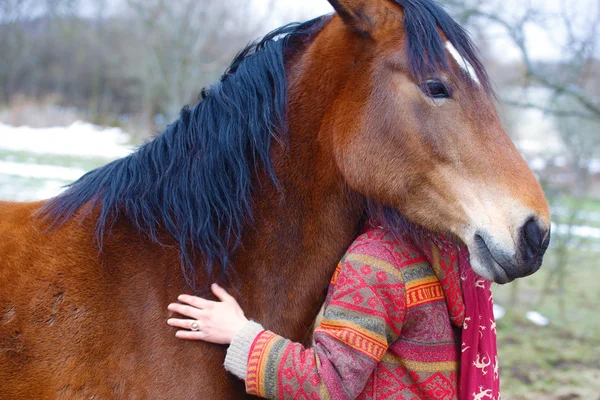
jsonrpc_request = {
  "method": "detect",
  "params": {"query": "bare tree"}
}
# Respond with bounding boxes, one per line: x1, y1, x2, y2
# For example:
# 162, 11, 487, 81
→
0, 0, 273, 132
0, 0, 43, 103
125, 0, 268, 123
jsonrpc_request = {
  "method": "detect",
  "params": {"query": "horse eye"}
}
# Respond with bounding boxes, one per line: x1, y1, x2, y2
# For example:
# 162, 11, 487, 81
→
421, 80, 451, 99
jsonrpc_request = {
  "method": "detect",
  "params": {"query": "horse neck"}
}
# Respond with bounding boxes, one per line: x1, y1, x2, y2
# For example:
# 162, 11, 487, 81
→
234, 176, 362, 343
232, 32, 365, 343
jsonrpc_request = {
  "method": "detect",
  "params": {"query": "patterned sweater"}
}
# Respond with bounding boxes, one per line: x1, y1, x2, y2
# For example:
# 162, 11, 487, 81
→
224, 227, 467, 399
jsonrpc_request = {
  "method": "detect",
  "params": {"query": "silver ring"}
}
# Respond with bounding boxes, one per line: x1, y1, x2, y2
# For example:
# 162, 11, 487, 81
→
190, 322, 200, 332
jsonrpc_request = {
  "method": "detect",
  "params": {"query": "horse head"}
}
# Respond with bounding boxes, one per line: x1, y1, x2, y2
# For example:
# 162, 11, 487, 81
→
321, 0, 550, 283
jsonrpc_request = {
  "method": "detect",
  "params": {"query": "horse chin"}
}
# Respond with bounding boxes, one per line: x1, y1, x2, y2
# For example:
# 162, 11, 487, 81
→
468, 248, 512, 284
466, 231, 521, 284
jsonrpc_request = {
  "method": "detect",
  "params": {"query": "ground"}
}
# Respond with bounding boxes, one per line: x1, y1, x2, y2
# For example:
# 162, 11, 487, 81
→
493, 246, 600, 399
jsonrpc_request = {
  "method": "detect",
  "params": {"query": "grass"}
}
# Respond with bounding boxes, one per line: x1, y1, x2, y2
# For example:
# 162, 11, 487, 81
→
560, 195, 600, 214
496, 319, 600, 399
493, 247, 600, 399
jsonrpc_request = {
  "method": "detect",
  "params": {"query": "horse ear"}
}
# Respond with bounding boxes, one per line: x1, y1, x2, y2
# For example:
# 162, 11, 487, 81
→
327, 0, 384, 35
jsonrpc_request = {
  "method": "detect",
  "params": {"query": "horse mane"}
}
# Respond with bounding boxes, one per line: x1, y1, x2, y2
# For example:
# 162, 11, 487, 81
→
40, 2, 490, 286
40, 16, 328, 285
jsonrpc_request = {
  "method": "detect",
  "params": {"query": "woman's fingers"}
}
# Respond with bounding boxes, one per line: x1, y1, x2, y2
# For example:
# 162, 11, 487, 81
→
175, 330, 208, 341
167, 318, 204, 330
211, 283, 235, 303
177, 294, 215, 309
167, 303, 204, 319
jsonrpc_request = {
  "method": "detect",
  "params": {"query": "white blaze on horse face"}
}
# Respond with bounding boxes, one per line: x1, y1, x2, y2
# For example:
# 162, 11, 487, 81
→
445, 41, 480, 85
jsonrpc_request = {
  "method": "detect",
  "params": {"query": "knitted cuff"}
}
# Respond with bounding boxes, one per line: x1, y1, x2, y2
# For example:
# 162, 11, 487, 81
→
224, 320, 265, 381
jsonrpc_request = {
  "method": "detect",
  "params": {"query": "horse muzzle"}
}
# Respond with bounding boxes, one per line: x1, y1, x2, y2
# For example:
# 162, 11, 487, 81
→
469, 218, 551, 284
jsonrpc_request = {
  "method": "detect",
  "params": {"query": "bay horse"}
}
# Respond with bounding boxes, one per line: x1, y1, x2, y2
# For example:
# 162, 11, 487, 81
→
0, 0, 550, 398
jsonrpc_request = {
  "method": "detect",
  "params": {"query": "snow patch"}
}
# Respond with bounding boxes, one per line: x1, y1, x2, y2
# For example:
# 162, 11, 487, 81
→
526, 311, 550, 326
493, 304, 506, 320
0, 121, 134, 158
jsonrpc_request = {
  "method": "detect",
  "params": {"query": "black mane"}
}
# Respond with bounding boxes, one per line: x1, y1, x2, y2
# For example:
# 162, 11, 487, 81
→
40, 17, 327, 286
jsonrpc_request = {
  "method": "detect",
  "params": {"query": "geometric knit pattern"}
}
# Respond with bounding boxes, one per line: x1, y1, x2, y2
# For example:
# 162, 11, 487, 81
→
245, 227, 469, 399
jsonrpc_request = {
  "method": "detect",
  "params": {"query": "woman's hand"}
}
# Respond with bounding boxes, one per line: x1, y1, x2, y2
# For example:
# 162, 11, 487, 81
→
167, 283, 248, 345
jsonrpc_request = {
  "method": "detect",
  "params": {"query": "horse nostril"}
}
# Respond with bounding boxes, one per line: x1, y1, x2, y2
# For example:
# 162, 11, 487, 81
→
520, 218, 550, 271
524, 218, 545, 249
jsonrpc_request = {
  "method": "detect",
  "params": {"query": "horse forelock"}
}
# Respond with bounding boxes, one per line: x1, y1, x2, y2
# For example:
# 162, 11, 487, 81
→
39, 16, 327, 288
393, 0, 492, 95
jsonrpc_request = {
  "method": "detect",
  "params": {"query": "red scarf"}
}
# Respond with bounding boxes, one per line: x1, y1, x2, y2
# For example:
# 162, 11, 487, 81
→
419, 232, 500, 400
458, 249, 500, 400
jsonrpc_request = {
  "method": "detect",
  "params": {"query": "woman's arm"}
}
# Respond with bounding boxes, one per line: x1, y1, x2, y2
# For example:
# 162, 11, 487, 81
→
167, 249, 406, 399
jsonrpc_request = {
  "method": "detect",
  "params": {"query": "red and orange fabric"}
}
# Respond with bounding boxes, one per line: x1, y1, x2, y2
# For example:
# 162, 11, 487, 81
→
241, 227, 500, 399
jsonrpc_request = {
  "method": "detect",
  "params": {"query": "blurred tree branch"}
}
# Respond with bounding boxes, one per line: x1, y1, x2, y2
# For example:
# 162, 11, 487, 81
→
125, 0, 269, 121
0, 0, 273, 132
446, 0, 600, 119
501, 100, 596, 119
